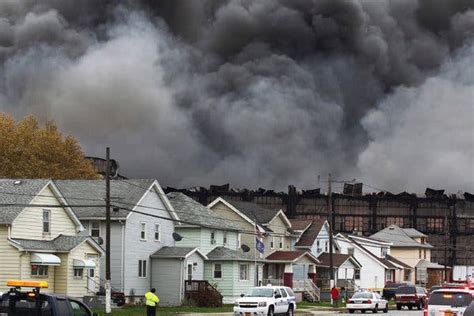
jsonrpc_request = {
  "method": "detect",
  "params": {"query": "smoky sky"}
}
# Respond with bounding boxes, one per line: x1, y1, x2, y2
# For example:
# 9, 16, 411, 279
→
0, 0, 473, 193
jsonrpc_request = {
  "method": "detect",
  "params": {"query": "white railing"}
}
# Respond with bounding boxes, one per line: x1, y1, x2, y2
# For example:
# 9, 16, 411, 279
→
293, 279, 320, 302
262, 279, 283, 286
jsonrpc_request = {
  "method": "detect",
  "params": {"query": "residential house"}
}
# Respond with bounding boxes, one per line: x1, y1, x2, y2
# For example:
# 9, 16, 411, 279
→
0, 179, 104, 297
55, 179, 178, 298
335, 234, 402, 290
208, 197, 320, 300
166, 192, 263, 304
370, 225, 445, 286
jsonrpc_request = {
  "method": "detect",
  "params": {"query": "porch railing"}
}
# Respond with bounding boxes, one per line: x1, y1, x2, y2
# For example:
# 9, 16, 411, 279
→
184, 280, 223, 307
293, 279, 320, 302
262, 279, 283, 286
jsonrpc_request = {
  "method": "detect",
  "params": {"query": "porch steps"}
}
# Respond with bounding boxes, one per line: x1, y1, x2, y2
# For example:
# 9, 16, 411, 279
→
293, 279, 321, 302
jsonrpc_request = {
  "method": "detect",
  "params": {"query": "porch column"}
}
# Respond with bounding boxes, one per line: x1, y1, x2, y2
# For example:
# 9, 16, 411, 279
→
307, 264, 317, 284
283, 263, 293, 288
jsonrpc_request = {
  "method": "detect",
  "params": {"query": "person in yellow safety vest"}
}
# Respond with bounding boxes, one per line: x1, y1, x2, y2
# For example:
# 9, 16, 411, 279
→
145, 288, 160, 316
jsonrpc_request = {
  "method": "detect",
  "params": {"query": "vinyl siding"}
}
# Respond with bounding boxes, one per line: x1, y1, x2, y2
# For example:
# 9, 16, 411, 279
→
19, 253, 56, 293
54, 253, 69, 294
175, 227, 202, 249
11, 186, 76, 240
123, 189, 175, 296
311, 225, 329, 256
64, 242, 100, 297
265, 215, 292, 254
0, 226, 21, 292
151, 258, 182, 306
185, 252, 205, 281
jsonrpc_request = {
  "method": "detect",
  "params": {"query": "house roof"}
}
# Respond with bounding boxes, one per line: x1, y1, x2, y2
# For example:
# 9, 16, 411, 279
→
167, 193, 238, 231
0, 179, 53, 224
265, 250, 320, 264
317, 253, 362, 268
402, 228, 427, 238
416, 259, 446, 269
9, 235, 103, 254
370, 225, 433, 249
206, 246, 260, 262
150, 247, 206, 259
54, 179, 156, 219
289, 219, 312, 231
386, 255, 413, 269
224, 200, 280, 225
294, 219, 327, 247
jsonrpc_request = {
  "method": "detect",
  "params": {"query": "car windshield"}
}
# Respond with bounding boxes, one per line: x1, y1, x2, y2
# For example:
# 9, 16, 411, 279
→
352, 293, 373, 299
245, 288, 274, 298
396, 286, 416, 294
0, 293, 52, 316
429, 292, 473, 307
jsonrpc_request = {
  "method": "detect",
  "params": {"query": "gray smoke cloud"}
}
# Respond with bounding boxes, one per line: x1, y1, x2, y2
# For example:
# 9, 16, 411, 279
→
0, 0, 473, 193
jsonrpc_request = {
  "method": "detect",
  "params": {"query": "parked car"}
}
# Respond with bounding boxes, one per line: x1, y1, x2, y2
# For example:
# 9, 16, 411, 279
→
464, 301, 474, 315
395, 285, 428, 310
346, 291, 388, 314
382, 282, 408, 300
234, 286, 296, 316
0, 280, 98, 316
425, 288, 473, 316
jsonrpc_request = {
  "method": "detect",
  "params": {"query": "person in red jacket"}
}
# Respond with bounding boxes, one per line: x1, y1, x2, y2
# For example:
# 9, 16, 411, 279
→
331, 286, 339, 307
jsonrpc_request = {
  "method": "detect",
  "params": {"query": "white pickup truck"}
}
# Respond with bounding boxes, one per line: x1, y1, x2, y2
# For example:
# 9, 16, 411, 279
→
234, 286, 296, 316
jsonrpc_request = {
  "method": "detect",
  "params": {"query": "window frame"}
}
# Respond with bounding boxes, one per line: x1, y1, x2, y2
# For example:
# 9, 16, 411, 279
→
210, 230, 216, 245
213, 263, 222, 279
239, 264, 249, 281
73, 268, 84, 279
154, 223, 161, 241
90, 221, 101, 238
42, 209, 51, 235
223, 231, 227, 245
138, 259, 147, 278
279, 237, 284, 249
140, 222, 147, 241
31, 265, 48, 277
354, 268, 361, 280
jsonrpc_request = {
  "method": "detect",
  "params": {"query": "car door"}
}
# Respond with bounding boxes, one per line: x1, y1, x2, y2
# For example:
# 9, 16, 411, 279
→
69, 299, 95, 316
273, 288, 285, 314
280, 288, 290, 312
374, 293, 385, 308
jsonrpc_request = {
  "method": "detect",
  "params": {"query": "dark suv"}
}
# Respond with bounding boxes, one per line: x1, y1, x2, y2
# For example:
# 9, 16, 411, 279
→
395, 286, 427, 310
382, 282, 408, 300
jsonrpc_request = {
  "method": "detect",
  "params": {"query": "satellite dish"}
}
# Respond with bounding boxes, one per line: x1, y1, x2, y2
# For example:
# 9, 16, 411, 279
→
172, 232, 183, 241
241, 244, 250, 253
97, 237, 104, 245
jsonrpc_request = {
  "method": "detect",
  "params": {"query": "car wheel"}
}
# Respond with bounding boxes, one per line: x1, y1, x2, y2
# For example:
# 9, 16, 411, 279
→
372, 304, 378, 313
267, 306, 274, 316
349, 310, 354, 314
417, 302, 423, 310
408, 305, 413, 310
286, 305, 294, 316
361, 310, 366, 313
396, 304, 401, 310
383, 304, 388, 313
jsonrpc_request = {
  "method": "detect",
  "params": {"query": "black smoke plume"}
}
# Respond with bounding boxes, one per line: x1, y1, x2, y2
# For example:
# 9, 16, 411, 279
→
0, 0, 473, 192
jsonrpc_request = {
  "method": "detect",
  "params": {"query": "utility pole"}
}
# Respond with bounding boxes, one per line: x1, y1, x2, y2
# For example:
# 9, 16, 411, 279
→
327, 174, 335, 292
444, 210, 448, 282
105, 148, 111, 314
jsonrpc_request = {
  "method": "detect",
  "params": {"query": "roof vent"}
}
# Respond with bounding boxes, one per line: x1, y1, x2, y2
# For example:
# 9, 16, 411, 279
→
389, 227, 394, 230
13, 180, 22, 185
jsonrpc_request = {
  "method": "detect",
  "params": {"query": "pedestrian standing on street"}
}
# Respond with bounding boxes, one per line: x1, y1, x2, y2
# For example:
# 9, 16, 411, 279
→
145, 288, 160, 316
340, 287, 346, 305
331, 286, 339, 308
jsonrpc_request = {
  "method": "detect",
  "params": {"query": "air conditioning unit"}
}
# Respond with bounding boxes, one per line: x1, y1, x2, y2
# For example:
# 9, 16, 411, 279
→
211, 239, 216, 245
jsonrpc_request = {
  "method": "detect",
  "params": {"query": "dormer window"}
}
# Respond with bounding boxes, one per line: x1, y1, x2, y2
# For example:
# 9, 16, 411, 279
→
381, 247, 388, 257
421, 237, 425, 244
90, 221, 100, 238
42, 210, 51, 234
211, 231, 216, 245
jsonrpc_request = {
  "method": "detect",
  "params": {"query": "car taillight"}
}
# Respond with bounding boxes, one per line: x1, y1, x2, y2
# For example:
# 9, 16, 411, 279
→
367, 300, 372, 304
346, 298, 350, 303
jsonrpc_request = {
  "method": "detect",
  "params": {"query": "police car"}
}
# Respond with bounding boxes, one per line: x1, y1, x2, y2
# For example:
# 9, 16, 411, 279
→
425, 288, 473, 316
0, 280, 98, 316
234, 285, 296, 316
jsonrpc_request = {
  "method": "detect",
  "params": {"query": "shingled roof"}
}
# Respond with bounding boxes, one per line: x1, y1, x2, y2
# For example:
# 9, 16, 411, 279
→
0, 179, 51, 224
151, 247, 206, 259
289, 219, 313, 231
206, 246, 259, 262
370, 225, 433, 249
266, 250, 320, 264
225, 200, 280, 225
54, 179, 156, 219
10, 235, 103, 253
294, 219, 327, 248
167, 192, 239, 231
317, 253, 362, 268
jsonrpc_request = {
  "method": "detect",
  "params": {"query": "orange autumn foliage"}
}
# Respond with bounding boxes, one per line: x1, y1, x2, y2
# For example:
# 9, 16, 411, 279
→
0, 113, 98, 179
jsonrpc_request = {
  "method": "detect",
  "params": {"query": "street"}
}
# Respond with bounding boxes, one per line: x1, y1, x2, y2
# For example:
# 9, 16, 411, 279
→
309, 311, 423, 316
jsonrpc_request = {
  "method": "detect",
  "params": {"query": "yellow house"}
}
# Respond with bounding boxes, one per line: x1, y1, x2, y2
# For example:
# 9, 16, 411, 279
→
0, 179, 104, 297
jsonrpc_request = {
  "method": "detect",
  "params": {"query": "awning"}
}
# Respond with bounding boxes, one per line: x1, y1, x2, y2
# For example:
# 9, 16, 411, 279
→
31, 253, 61, 266
73, 259, 96, 269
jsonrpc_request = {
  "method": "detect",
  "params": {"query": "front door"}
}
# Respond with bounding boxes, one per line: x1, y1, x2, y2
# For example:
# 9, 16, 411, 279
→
86, 255, 98, 293
187, 264, 193, 280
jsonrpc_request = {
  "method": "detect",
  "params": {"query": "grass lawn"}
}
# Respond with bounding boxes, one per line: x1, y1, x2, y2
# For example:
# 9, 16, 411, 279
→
93, 305, 234, 316
296, 301, 334, 309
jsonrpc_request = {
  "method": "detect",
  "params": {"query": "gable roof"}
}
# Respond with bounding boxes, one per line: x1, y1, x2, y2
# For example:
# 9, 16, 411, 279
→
150, 247, 207, 259
386, 254, 413, 269
289, 219, 313, 231
415, 259, 445, 269
317, 253, 362, 268
9, 235, 104, 254
54, 179, 175, 220
370, 225, 433, 248
0, 179, 83, 230
402, 228, 427, 238
294, 219, 327, 247
167, 192, 238, 231
265, 250, 320, 264
206, 246, 261, 262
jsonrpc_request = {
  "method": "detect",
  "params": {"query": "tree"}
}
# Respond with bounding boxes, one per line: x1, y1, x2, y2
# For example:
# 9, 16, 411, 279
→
0, 112, 98, 179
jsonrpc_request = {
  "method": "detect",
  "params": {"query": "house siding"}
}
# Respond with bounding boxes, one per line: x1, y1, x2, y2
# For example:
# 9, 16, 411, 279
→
151, 258, 183, 306
0, 226, 21, 292
265, 215, 292, 253
67, 241, 101, 297
124, 189, 175, 296
20, 253, 56, 293
11, 186, 76, 240
55, 253, 69, 294
185, 252, 205, 281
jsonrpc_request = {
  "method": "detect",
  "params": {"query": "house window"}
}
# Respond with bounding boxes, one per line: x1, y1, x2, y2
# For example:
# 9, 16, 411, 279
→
223, 232, 227, 245
316, 240, 320, 251
404, 270, 411, 281
154, 224, 161, 241
354, 269, 360, 280
385, 270, 393, 282
140, 223, 146, 240
138, 260, 147, 278
381, 247, 388, 257
237, 233, 241, 248
211, 231, 216, 245
43, 210, 51, 234
420, 237, 426, 244
90, 221, 100, 238
213, 263, 222, 279
348, 248, 355, 256
325, 241, 328, 252
419, 249, 422, 259
279, 237, 283, 249
423, 249, 427, 259
31, 265, 48, 277
271, 237, 275, 249
74, 268, 84, 279
239, 264, 249, 281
